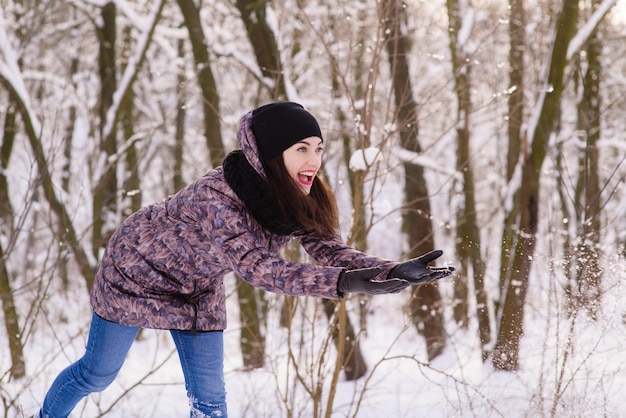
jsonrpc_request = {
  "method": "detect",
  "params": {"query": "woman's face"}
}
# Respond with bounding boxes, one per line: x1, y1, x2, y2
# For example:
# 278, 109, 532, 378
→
282, 136, 324, 195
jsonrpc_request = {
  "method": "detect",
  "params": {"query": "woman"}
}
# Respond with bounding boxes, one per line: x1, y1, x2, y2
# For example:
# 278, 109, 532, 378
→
37, 101, 453, 417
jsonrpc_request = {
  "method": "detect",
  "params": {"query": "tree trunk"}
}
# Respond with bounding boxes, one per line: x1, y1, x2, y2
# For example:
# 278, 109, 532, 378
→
120, 26, 142, 216
0, 243, 24, 379
0, 95, 17, 222
572, 3, 602, 319
497, 0, 525, 321
338, 0, 372, 335
381, 0, 445, 361
177, 0, 225, 168
447, 0, 470, 331
0, 93, 25, 379
92, 2, 118, 260
493, 0, 579, 371
235, 0, 287, 99
322, 299, 367, 381
174, 38, 187, 193
236, 279, 266, 369
324, 7, 372, 379
58, 16, 79, 290
446, 0, 491, 359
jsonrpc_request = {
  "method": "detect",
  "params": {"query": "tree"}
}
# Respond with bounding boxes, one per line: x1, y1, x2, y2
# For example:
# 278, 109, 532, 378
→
91, 2, 118, 262
3, 0, 626, 414
177, 0, 224, 168
570, 0, 603, 319
235, 0, 287, 99
493, 0, 618, 371
0, 23, 95, 289
493, 0, 579, 371
324, 0, 382, 380
380, 0, 446, 360
497, 0, 525, 323
0, 91, 24, 379
91, 0, 165, 270
445, 0, 491, 359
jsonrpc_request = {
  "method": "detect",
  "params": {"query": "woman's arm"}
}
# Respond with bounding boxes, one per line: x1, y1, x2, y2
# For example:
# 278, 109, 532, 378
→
199, 184, 345, 299
294, 231, 398, 277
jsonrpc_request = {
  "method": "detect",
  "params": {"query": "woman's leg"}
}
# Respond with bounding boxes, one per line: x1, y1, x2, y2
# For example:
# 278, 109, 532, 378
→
38, 312, 139, 418
170, 330, 228, 418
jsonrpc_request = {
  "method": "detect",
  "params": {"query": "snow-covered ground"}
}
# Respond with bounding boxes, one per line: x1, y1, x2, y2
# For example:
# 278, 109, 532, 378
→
7, 251, 626, 418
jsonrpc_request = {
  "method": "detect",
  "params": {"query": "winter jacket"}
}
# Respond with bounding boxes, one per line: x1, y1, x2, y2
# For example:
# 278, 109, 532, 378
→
90, 111, 397, 331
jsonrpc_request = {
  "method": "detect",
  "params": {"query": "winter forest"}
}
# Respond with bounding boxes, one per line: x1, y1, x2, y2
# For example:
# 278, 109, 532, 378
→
1, 0, 626, 416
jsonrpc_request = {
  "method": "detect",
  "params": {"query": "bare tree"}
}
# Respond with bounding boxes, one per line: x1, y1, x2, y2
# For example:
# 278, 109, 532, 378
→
92, 0, 165, 266
0, 91, 24, 379
493, 0, 579, 371
120, 26, 142, 216
493, 0, 617, 371
235, 0, 287, 99
91, 2, 119, 261
497, 0, 526, 322
0, 39, 95, 289
177, 0, 225, 168
380, 0, 446, 360
570, 0, 603, 319
324, 0, 380, 380
173, 38, 187, 193
445, 0, 490, 359
2, 0, 625, 414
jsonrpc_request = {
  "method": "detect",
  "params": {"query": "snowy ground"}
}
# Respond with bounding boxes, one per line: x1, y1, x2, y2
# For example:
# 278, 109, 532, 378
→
6, 258, 626, 418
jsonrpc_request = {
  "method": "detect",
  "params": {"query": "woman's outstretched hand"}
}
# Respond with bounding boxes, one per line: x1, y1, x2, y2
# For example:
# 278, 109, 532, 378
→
388, 250, 454, 285
337, 267, 410, 295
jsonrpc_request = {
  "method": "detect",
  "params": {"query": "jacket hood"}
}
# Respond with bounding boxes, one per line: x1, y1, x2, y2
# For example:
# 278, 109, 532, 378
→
237, 111, 267, 180
224, 111, 303, 236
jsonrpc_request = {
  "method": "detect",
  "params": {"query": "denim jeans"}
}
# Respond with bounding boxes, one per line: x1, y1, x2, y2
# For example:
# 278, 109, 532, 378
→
38, 312, 227, 418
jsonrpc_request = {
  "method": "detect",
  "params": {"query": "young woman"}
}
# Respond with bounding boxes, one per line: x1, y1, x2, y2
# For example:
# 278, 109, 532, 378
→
37, 101, 453, 418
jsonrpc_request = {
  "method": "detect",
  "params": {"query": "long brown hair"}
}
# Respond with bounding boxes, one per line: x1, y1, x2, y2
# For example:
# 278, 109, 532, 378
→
263, 156, 339, 237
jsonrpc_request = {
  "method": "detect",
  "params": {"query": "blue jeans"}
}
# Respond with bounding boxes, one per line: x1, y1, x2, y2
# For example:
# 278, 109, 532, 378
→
38, 313, 227, 417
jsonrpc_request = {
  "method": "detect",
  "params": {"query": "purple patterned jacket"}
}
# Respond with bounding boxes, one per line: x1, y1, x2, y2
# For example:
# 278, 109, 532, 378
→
91, 112, 397, 331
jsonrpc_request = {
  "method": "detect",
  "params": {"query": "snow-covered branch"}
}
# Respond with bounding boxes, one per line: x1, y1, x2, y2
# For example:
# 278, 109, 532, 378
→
567, 0, 618, 61
0, 10, 42, 136
393, 146, 463, 181
101, 0, 165, 140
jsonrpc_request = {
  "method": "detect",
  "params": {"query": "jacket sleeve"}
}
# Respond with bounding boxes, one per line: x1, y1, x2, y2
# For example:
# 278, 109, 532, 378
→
199, 185, 344, 300
294, 230, 398, 281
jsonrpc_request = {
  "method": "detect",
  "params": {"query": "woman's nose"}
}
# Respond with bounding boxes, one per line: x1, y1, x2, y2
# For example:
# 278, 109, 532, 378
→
309, 151, 321, 165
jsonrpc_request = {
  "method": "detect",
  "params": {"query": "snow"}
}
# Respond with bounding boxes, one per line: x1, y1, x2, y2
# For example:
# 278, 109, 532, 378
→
2, 0, 626, 417
0, 10, 42, 137
11, 270, 626, 417
349, 147, 381, 171
457, 2, 474, 49
566, 0, 619, 61
102, 0, 165, 140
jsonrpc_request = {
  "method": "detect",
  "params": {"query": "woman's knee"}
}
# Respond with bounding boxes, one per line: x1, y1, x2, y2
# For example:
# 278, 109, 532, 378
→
72, 359, 119, 392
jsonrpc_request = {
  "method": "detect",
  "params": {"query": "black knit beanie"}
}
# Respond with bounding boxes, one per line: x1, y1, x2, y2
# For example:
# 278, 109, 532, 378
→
251, 101, 323, 162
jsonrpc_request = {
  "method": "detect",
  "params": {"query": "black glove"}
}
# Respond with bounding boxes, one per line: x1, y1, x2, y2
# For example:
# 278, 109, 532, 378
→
337, 267, 410, 295
388, 250, 454, 285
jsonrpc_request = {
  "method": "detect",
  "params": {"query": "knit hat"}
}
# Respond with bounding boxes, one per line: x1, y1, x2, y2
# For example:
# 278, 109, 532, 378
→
251, 101, 323, 162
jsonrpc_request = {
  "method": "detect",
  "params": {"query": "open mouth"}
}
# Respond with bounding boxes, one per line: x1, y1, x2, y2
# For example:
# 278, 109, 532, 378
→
298, 171, 315, 185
